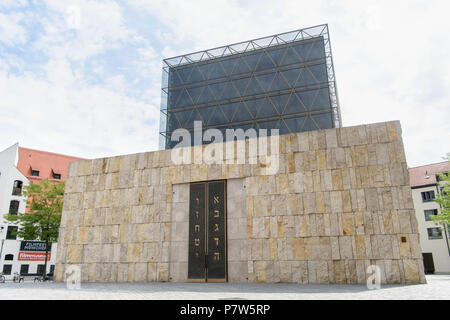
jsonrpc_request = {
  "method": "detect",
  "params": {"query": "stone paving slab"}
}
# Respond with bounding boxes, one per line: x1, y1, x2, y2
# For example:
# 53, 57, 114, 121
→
0, 275, 449, 300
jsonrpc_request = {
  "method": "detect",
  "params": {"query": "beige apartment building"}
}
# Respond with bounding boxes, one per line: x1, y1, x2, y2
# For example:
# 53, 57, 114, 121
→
410, 162, 450, 274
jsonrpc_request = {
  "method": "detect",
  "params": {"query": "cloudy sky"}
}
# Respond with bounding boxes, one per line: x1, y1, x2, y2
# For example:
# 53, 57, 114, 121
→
0, 0, 448, 167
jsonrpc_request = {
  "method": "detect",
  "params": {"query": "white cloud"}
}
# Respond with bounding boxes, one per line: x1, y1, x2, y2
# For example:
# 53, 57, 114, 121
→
0, 12, 28, 45
0, 0, 161, 159
0, 64, 160, 159
0, 0, 28, 9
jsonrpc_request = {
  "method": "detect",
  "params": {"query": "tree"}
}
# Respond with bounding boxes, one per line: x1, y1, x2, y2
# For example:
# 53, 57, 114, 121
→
4, 180, 65, 280
432, 153, 450, 227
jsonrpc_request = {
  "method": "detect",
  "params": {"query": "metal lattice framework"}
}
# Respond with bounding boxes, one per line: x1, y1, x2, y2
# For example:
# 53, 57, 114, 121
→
159, 24, 342, 149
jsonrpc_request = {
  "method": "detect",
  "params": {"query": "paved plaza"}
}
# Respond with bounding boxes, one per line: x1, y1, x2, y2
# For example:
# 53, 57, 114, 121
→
0, 275, 449, 300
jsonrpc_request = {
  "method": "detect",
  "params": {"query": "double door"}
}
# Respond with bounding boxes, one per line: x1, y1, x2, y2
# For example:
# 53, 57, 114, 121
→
188, 181, 227, 282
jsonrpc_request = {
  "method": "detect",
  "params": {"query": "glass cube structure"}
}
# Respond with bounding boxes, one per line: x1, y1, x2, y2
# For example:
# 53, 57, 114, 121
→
160, 24, 341, 149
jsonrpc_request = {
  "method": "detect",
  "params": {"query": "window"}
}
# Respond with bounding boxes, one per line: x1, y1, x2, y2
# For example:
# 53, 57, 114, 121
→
9, 200, 19, 215
20, 264, 29, 275
427, 228, 443, 240
5, 254, 14, 261
37, 264, 45, 275
421, 191, 435, 202
6, 226, 18, 240
53, 173, 61, 180
12, 180, 23, 196
424, 209, 438, 221
31, 170, 39, 177
2, 265, 12, 275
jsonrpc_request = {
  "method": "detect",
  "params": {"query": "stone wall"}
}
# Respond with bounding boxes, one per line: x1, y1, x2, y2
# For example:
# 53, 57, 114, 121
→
55, 121, 426, 284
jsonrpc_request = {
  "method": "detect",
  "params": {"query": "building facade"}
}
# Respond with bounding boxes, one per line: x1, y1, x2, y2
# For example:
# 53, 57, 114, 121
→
55, 121, 426, 284
160, 24, 341, 149
0, 144, 83, 280
409, 162, 450, 274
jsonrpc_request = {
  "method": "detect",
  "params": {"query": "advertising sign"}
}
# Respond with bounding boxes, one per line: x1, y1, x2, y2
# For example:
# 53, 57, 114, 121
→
20, 241, 50, 252
18, 252, 51, 261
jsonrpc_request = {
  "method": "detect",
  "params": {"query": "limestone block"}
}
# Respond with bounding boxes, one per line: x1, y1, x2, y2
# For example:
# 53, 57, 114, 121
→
228, 217, 247, 240
228, 261, 248, 283
291, 261, 307, 284
364, 125, 376, 144
345, 260, 358, 284
365, 188, 379, 211
117, 263, 128, 282
286, 194, 302, 215
307, 261, 317, 283
374, 122, 389, 143
78, 160, 93, 176
313, 192, 324, 214
297, 132, 309, 152
325, 148, 336, 170
303, 171, 314, 193
227, 178, 245, 199
249, 239, 263, 260
278, 261, 291, 283
347, 127, 361, 146
253, 196, 271, 216
303, 193, 316, 214
171, 202, 188, 222
252, 217, 266, 239
157, 263, 169, 282
342, 212, 355, 236
147, 263, 157, 282
321, 170, 332, 192
385, 121, 401, 141
377, 235, 394, 259
306, 151, 318, 171
293, 151, 304, 173
306, 214, 317, 237
255, 261, 267, 283
338, 236, 353, 259
169, 262, 188, 283
291, 172, 304, 194
313, 170, 321, 192
330, 191, 343, 213
357, 167, 369, 188
132, 263, 147, 282
290, 238, 304, 260
316, 149, 327, 170
277, 174, 289, 194
333, 260, 347, 284
398, 210, 412, 234
329, 213, 341, 236
409, 210, 419, 234
126, 243, 142, 263
403, 259, 420, 284
325, 129, 338, 148
171, 221, 188, 243
408, 234, 422, 259
295, 215, 308, 237
67, 245, 83, 263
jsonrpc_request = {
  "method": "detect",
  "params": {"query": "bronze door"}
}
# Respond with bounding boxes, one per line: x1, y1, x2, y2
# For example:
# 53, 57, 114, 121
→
188, 180, 227, 282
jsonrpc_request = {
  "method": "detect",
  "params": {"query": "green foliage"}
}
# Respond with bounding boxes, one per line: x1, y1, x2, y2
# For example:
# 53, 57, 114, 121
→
432, 153, 450, 227
4, 180, 65, 242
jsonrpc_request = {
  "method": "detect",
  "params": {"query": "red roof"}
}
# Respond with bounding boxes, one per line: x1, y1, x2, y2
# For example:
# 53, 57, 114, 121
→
409, 161, 450, 188
17, 147, 85, 183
